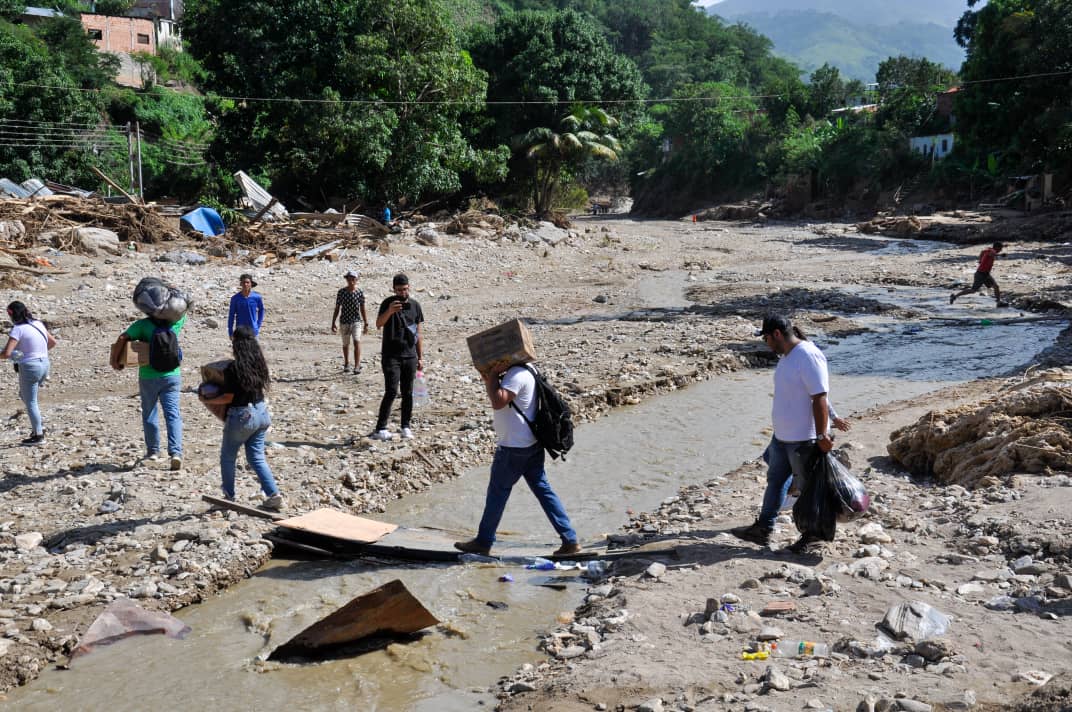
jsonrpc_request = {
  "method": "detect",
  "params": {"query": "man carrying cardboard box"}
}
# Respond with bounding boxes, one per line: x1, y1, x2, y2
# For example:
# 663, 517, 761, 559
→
110, 313, 186, 470
454, 359, 581, 558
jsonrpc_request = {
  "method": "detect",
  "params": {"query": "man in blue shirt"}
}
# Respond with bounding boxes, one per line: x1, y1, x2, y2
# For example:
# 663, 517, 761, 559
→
228, 274, 265, 338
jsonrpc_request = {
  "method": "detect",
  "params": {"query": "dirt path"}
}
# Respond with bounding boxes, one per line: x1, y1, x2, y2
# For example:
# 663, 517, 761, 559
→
0, 213, 1068, 701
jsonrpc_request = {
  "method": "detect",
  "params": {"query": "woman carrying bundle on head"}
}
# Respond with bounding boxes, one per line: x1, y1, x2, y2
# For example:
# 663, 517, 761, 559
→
1, 301, 57, 445
199, 325, 284, 510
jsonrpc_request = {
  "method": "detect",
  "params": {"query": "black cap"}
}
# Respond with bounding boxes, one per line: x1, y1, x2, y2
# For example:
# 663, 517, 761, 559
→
393, 273, 409, 287
240, 273, 258, 288
754, 314, 792, 337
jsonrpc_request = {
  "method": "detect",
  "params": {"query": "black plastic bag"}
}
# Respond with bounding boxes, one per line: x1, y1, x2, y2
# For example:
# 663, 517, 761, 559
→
792, 449, 841, 541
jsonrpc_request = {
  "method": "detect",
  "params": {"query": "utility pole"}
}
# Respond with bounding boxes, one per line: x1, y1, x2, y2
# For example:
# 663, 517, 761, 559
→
126, 122, 136, 198
135, 121, 144, 201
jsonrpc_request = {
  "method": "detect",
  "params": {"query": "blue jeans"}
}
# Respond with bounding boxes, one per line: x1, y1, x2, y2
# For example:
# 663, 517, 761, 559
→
18, 357, 49, 435
139, 375, 183, 457
476, 443, 577, 547
757, 436, 817, 529
220, 401, 278, 500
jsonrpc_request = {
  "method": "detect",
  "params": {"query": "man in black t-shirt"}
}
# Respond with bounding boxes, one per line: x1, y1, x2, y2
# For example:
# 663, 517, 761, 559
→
371, 273, 424, 440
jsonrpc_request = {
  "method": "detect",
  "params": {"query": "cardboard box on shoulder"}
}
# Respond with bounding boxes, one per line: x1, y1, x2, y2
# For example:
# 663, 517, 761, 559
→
467, 319, 536, 375
201, 359, 234, 386
129, 341, 149, 366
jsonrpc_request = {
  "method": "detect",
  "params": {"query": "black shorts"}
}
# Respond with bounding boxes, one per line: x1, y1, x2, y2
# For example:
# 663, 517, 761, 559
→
971, 271, 997, 290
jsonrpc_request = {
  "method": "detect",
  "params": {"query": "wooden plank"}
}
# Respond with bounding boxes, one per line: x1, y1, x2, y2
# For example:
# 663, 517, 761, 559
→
269, 579, 438, 660
250, 197, 279, 222
201, 494, 284, 521
291, 211, 347, 224
90, 165, 139, 204
276, 508, 398, 543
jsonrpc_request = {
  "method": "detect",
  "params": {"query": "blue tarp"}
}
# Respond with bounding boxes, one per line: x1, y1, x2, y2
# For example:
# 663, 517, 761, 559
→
180, 207, 226, 237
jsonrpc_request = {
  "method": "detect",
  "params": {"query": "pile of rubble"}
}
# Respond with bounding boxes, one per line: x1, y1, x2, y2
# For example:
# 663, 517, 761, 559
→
887, 369, 1072, 487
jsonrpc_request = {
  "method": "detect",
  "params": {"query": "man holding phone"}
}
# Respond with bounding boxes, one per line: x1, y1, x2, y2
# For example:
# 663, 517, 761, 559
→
371, 273, 424, 440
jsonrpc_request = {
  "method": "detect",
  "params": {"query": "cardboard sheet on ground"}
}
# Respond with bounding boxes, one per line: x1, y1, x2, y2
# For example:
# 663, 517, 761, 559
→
269, 579, 438, 661
70, 598, 190, 661
277, 509, 398, 543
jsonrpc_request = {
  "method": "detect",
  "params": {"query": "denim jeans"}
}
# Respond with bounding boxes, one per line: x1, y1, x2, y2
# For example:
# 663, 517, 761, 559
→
220, 401, 278, 500
139, 374, 183, 457
757, 436, 817, 529
475, 443, 577, 547
376, 355, 417, 430
18, 357, 49, 435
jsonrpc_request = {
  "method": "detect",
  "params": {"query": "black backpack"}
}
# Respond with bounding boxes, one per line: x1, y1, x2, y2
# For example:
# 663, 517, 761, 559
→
148, 319, 182, 372
508, 364, 575, 460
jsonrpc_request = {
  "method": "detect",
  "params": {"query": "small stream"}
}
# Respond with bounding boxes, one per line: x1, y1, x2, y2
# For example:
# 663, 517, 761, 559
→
8, 284, 1064, 711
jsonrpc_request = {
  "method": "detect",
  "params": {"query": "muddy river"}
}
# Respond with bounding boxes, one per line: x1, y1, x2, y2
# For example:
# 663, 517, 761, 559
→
8, 285, 1062, 711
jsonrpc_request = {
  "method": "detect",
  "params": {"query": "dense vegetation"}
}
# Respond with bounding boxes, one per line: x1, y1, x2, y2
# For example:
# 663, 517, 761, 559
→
0, 0, 1068, 216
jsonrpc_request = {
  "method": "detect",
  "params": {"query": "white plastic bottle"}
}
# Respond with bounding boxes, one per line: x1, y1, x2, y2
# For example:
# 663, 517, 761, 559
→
772, 640, 830, 658
412, 370, 431, 407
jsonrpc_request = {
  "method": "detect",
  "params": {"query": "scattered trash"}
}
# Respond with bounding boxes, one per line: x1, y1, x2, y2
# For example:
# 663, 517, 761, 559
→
498, 573, 514, 583
527, 557, 557, 571
69, 598, 190, 661
760, 600, 796, 617
486, 600, 509, 610
773, 640, 830, 658
234, 170, 288, 221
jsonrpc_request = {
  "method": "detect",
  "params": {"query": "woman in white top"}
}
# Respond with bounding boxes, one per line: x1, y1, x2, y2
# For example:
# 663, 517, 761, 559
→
1, 301, 56, 445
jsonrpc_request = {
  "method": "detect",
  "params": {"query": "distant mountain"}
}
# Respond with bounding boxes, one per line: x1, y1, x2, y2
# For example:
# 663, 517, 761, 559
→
706, 1, 968, 81
707, 0, 970, 29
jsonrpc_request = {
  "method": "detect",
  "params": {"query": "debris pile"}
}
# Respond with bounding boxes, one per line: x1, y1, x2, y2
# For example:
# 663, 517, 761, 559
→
887, 369, 1072, 487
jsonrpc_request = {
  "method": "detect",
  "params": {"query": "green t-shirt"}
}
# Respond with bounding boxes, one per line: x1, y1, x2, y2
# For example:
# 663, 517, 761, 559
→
124, 313, 186, 379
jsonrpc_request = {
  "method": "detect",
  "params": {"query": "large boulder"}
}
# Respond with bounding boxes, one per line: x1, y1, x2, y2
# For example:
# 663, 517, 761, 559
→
62, 227, 122, 256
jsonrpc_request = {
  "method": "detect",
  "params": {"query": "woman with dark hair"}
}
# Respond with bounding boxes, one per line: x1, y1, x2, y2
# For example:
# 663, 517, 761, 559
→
1, 301, 56, 445
199, 325, 283, 510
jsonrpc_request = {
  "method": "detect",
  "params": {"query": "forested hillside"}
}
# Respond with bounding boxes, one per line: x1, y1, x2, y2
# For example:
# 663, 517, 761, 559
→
709, 10, 963, 81
0, 0, 1068, 217
706, 0, 970, 28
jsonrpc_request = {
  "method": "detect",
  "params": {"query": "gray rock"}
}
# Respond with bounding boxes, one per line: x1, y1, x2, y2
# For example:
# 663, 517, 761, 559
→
645, 562, 667, 579
983, 595, 1017, 611
943, 690, 976, 710
31, 618, 52, 632
849, 557, 889, 579
972, 568, 1011, 583
637, 699, 664, 712
14, 532, 43, 551
204, 318, 219, 329
150, 545, 169, 563
956, 583, 985, 596
507, 681, 536, 693
894, 700, 932, 712
757, 626, 784, 641
903, 654, 927, 668
764, 665, 791, 692
914, 638, 954, 662
555, 645, 586, 659
741, 578, 762, 589
1055, 573, 1072, 590
67, 227, 121, 256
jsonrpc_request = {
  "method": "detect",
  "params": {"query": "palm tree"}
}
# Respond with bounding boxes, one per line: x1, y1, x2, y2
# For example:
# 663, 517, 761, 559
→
513, 106, 622, 218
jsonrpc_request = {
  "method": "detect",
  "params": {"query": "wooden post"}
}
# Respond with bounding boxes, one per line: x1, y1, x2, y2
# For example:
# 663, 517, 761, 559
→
90, 165, 138, 204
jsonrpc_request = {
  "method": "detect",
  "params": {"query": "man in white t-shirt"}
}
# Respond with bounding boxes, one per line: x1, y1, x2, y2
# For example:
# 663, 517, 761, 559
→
454, 363, 581, 557
732, 314, 847, 555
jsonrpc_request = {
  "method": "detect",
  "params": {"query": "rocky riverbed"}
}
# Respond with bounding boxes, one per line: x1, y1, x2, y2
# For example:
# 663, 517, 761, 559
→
0, 211, 1069, 702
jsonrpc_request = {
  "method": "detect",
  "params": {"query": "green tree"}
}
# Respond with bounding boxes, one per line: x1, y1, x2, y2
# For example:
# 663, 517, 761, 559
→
467, 9, 646, 150
807, 64, 846, 118
513, 105, 621, 216
874, 55, 958, 134
954, 0, 1072, 175
0, 17, 118, 186
183, 0, 493, 205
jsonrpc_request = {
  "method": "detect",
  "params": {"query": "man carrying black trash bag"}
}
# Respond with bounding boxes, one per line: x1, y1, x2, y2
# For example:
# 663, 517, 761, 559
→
731, 314, 847, 556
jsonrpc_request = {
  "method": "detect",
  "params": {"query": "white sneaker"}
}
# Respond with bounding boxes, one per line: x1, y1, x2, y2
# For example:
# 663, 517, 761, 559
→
261, 494, 285, 511
371, 429, 393, 441
401, 427, 413, 440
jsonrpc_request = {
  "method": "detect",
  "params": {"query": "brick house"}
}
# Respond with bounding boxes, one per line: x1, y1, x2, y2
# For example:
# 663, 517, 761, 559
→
82, 14, 157, 87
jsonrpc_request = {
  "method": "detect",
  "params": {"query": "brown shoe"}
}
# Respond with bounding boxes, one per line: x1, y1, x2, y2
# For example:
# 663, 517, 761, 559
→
454, 539, 491, 556
553, 541, 582, 557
